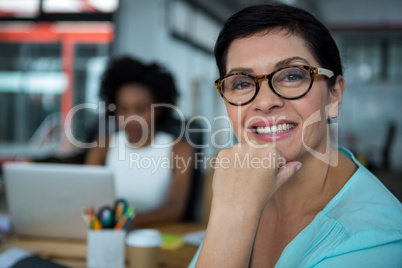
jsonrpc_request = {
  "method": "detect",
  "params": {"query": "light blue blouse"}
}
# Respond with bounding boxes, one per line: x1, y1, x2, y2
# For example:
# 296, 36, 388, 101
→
188, 147, 402, 267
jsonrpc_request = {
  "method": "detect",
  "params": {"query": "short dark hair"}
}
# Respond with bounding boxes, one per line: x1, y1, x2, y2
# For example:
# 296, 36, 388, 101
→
214, 4, 342, 86
100, 56, 179, 122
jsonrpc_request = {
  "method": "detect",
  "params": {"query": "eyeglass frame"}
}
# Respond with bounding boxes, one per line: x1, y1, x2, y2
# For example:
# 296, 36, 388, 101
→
214, 65, 335, 106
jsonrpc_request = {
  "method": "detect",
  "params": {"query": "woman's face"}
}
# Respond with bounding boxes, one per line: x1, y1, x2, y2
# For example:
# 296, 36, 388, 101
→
224, 30, 343, 162
115, 83, 155, 141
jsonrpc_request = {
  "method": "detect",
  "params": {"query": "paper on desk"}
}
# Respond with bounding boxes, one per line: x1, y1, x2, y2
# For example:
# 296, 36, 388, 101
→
0, 248, 31, 268
182, 230, 206, 246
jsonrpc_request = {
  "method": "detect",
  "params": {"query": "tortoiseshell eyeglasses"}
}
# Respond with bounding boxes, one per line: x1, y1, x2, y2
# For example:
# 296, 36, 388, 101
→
214, 65, 334, 106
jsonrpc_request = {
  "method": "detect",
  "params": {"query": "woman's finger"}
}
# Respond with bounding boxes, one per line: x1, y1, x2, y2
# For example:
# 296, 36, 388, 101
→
276, 161, 302, 188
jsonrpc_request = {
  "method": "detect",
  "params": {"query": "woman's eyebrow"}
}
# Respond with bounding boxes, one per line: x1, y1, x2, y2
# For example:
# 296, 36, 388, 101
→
227, 57, 312, 75
274, 56, 311, 69
227, 67, 254, 74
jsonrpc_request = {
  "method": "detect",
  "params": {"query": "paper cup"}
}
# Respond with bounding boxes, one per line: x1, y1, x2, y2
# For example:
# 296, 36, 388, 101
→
126, 229, 162, 268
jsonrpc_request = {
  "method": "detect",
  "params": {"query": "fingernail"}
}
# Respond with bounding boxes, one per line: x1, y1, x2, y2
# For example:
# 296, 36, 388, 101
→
295, 163, 302, 171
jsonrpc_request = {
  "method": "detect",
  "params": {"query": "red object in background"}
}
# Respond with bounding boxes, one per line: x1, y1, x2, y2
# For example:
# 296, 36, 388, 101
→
0, 22, 114, 119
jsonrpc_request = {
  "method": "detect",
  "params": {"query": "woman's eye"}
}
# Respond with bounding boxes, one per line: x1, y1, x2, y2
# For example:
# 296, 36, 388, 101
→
232, 79, 253, 89
281, 73, 303, 82
286, 74, 302, 81
276, 69, 308, 83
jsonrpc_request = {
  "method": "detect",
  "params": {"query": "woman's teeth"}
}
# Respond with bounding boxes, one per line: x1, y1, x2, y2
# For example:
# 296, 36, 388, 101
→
255, 123, 295, 134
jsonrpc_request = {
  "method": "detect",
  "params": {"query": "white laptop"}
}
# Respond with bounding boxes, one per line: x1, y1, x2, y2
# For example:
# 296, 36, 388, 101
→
3, 162, 115, 240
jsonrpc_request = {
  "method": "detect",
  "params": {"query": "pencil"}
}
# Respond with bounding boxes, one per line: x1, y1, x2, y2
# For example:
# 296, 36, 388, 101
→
91, 217, 102, 230
114, 215, 127, 230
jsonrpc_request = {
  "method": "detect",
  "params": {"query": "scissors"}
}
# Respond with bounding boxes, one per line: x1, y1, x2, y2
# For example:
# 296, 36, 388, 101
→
97, 199, 128, 228
97, 205, 114, 228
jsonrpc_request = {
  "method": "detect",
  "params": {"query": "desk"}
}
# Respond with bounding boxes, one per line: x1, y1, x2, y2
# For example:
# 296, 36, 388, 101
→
0, 222, 204, 268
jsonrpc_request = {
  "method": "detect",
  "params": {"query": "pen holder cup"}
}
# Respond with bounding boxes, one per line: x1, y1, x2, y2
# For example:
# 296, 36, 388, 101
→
126, 229, 162, 268
86, 229, 126, 268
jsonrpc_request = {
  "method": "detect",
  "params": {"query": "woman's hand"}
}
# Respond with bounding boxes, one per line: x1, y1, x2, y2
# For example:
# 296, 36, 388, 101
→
196, 142, 301, 268
211, 141, 302, 216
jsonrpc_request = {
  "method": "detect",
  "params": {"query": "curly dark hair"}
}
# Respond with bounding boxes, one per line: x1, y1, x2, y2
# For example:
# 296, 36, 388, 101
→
99, 56, 179, 122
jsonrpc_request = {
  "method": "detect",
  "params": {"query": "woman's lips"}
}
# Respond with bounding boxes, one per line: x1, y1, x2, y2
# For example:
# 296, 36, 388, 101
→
248, 120, 297, 142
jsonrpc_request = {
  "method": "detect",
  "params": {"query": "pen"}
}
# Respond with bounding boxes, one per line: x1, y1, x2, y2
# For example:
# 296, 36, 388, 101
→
91, 217, 102, 230
114, 205, 136, 230
82, 208, 90, 225
122, 214, 135, 230
87, 207, 95, 220
114, 199, 127, 224
114, 215, 127, 230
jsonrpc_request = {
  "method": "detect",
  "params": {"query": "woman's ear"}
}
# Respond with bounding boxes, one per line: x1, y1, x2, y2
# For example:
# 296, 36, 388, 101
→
328, 75, 345, 119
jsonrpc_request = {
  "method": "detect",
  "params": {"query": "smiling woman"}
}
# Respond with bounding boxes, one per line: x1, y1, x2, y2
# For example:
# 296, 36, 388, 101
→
189, 3, 402, 268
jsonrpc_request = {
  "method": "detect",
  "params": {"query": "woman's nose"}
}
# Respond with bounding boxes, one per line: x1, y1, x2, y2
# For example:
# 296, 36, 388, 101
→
250, 80, 284, 112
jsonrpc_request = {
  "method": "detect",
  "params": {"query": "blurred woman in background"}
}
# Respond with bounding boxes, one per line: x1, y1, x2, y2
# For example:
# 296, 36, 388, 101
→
85, 56, 193, 227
